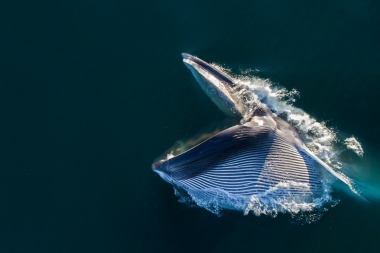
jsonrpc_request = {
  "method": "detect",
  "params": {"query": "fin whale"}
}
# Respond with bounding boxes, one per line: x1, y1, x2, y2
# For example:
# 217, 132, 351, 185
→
152, 53, 355, 212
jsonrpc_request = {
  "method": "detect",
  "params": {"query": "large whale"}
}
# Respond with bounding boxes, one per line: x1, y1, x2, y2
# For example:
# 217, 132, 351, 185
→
152, 53, 354, 212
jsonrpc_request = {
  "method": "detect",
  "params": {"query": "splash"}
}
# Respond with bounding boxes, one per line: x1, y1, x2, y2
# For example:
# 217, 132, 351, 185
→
344, 137, 364, 157
243, 180, 335, 222
175, 177, 335, 223
219, 67, 362, 171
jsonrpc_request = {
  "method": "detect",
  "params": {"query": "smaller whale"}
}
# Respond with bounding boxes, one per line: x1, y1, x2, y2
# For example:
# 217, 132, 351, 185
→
152, 53, 355, 212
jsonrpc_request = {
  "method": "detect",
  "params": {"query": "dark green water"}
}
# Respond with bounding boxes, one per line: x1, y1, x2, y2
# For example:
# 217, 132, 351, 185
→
0, 0, 379, 252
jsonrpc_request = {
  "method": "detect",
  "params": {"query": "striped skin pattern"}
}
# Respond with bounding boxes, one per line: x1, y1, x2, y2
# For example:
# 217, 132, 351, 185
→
153, 117, 323, 210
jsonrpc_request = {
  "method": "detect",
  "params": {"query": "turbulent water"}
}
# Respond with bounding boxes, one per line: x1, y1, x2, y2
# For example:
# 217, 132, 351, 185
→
170, 63, 365, 222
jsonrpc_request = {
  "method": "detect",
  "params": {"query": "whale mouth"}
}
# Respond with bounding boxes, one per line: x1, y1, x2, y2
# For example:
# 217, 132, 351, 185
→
181, 53, 244, 117
181, 53, 236, 85
181, 53, 192, 60
152, 122, 325, 208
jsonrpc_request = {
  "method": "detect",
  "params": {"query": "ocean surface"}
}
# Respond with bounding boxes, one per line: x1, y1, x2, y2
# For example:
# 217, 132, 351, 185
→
0, 0, 380, 252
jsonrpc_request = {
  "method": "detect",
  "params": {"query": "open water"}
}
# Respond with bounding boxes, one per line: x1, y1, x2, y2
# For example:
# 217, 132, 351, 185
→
0, 0, 379, 252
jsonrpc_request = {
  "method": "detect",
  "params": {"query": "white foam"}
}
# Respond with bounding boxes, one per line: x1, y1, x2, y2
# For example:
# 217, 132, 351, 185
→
173, 178, 335, 223
223, 69, 362, 171
244, 181, 333, 219
344, 137, 364, 157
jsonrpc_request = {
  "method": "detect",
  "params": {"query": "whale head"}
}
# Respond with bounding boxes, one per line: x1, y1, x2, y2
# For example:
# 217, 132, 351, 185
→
182, 53, 244, 117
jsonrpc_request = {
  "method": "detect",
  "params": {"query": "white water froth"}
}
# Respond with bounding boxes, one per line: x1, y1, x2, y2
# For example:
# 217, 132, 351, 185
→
344, 137, 364, 157
175, 178, 335, 223
173, 65, 363, 221
228, 72, 364, 170
234, 76, 338, 164
244, 180, 336, 221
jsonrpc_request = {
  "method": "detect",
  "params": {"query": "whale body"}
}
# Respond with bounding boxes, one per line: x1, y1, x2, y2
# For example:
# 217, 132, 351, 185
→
152, 53, 353, 213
